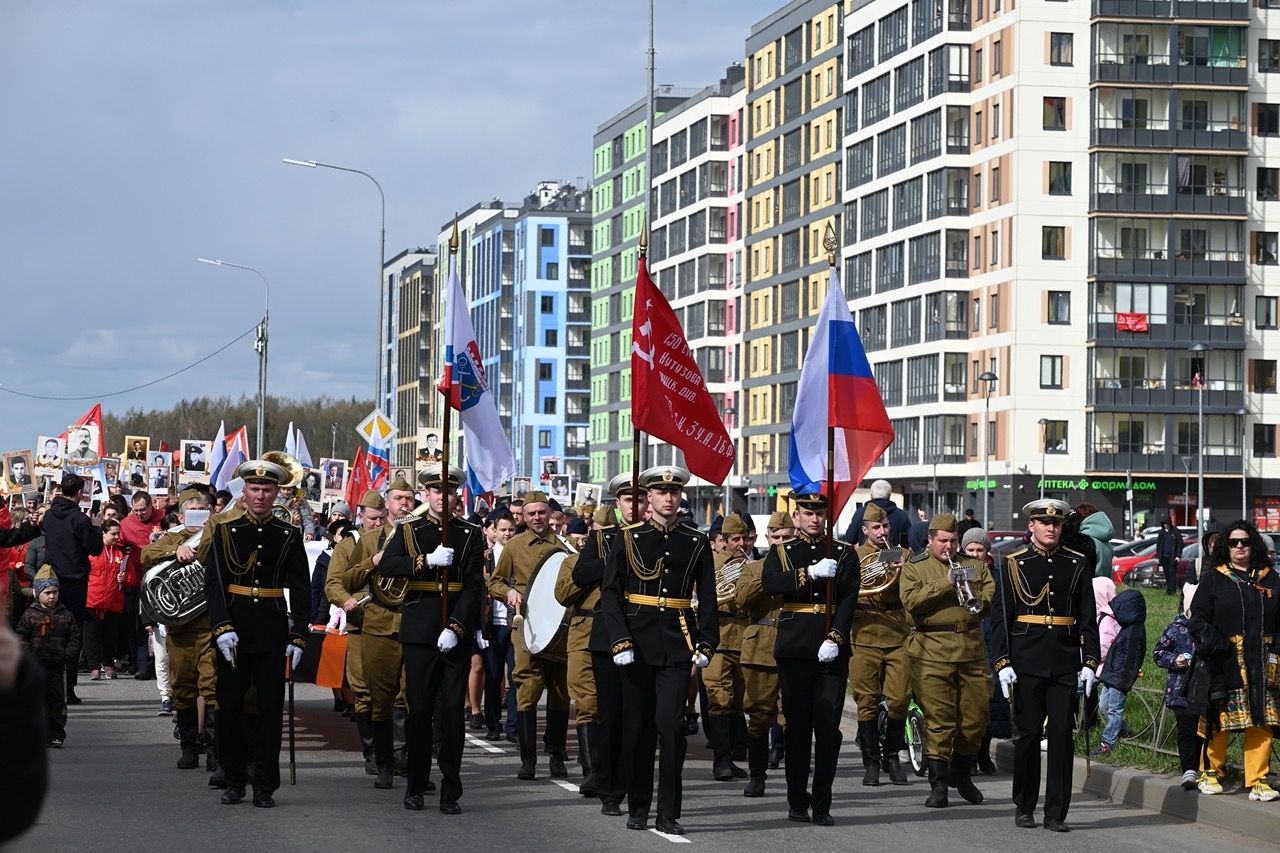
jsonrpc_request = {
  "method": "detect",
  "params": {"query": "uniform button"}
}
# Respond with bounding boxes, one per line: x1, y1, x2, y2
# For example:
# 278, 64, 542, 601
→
258, 528, 263, 533
664, 569, 669, 574
665, 552, 670, 556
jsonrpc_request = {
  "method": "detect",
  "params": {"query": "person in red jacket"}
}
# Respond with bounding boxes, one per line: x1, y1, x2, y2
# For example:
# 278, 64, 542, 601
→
84, 520, 125, 679
118, 491, 164, 676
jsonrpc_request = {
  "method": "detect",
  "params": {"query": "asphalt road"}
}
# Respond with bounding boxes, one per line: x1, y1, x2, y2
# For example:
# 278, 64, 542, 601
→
9, 676, 1275, 853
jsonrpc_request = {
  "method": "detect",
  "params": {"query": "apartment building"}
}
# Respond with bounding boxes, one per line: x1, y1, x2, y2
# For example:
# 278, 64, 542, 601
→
384, 247, 438, 465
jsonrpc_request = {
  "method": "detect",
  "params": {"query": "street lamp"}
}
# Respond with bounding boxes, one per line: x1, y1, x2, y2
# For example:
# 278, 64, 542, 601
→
197, 259, 269, 457
1237, 407, 1248, 521
1181, 455, 1193, 529
1188, 342, 1211, 544
979, 371, 998, 528
283, 158, 386, 404
723, 404, 736, 516
1037, 417, 1049, 499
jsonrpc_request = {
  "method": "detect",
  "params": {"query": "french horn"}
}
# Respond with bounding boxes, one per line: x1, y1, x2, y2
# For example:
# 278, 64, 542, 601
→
715, 555, 748, 607
140, 529, 207, 628
859, 547, 903, 598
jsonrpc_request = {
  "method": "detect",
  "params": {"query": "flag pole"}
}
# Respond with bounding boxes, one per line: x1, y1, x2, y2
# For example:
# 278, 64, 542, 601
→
438, 214, 460, 626
633, 217, 648, 498
823, 224, 838, 635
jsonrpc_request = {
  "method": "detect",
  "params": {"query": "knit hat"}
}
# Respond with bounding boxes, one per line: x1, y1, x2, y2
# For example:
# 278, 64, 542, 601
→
960, 528, 989, 550
567, 517, 589, 536
33, 565, 59, 596
330, 500, 352, 519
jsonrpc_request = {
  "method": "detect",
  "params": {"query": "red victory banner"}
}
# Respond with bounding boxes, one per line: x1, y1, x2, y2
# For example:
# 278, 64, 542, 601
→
631, 256, 734, 485
1115, 312, 1149, 333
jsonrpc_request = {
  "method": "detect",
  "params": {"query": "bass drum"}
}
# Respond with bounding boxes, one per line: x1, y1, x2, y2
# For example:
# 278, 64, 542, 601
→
518, 550, 571, 662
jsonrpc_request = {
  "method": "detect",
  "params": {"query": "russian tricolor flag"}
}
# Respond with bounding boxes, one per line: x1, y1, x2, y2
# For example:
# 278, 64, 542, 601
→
788, 266, 894, 518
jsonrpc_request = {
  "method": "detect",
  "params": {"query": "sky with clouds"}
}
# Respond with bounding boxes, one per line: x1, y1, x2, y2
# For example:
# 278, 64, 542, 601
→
0, 0, 782, 452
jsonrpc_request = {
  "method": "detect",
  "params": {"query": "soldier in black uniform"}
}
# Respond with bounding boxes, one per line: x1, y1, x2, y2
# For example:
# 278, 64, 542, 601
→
991, 499, 1100, 832
564, 472, 644, 815
601, 465, 718, 837
761, 492, 858, 827
376, 463, 484, 815
205, 460, 311, 808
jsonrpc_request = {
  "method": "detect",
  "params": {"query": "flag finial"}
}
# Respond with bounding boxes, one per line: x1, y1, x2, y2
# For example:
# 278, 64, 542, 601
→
639, 214, 648, 258
823, 222, 838, 267
449, 214, 459, 255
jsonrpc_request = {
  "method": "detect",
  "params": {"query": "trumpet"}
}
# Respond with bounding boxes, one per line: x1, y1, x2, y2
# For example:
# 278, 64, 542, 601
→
948, 552, 984, 615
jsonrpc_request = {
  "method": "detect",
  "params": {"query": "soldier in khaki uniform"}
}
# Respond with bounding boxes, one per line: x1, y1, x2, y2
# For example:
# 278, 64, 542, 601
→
703, 514, 750, 780
140, 489, 219, 776
735, 510, 791, 797
490, 490, 571, 780
340, 474, 413, 790
554, 498, 621, 800
850, 503, 911, 786
900, 513, 994, 809
325, 489, 386, 775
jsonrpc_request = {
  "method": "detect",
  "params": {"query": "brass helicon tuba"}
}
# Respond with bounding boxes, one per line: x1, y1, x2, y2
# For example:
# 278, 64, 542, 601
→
263, 450, 307, 524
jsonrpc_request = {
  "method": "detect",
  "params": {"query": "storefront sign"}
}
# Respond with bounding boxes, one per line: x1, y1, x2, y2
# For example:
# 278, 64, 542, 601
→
1037, 478, 1157, 492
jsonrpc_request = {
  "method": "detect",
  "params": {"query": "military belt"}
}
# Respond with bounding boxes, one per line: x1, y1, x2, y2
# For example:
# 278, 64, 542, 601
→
406, 581, 465, 593
626, 593, 693, 608
912, 620, 979, 634
572, 606, 595, 618
856, 603, 904, 615
717, 611, 748, 622
227, 584, 285, 599
752, 617, 778, 627
781, 603, 833, 615
1015, 615, 1075, 627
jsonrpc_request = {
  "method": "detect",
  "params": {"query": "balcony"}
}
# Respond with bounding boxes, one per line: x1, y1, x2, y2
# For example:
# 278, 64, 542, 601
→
1093, 119, 1246, 152
1089, 379, 1244, 410
1092, 186, 1245, 216
1091, 250, 1245, 280
1088, 447, 1242, 473
926, 319, 968, 340
1092, 0, 1250, 21
1095, 54, 1173, 85
1089, 317, 1246, 347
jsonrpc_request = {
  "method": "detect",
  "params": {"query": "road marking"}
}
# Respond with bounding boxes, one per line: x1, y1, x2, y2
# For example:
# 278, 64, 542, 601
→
550, 779, 578, 793
465, 733, 505, 754
648, 829, 690, 844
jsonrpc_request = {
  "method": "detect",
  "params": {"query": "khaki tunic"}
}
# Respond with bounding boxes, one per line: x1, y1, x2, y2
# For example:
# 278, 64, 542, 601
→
490, 528, 569, 712
900, 549, 994, 760
325, 533, 367, 713
849, 540, 911, 721
735, 559, 783, 737
140, 529, 215, 709
340, 524, 404, 721
553, 552, 598, 724
704, 551, 746, 717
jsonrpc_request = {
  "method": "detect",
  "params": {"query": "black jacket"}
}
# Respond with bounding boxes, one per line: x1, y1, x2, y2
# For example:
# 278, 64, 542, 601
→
571, 525, 621, 654
204, 513, 310, 654
0, 652, 47, 843
40, 497, 103, 585
761, 532, 858, 660
844, 498, 911, 548
1100, 589, 1147, 691
378, 513, 484, 645
990, 544, 1101, 679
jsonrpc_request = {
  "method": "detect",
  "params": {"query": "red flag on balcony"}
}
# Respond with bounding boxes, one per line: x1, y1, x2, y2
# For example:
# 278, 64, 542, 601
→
1115, 312, 1149, 332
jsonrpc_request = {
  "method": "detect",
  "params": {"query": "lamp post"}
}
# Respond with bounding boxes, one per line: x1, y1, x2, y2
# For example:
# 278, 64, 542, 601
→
1188, 342, 1211, 543
979, 371, 998, 528
1237, 407, 1248, 521
198, 259, 269, 457
723, 404, 736, 516
1037, 417, 1049, 499
283, 158, 386, 404
1181, 455, 1193, 528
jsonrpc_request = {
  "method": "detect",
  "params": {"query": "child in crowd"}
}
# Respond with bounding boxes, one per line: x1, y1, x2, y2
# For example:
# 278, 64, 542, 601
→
1151, 582, 1202, 789
1091, 587, 1148, 756
84, 519, 125, 680
15, 566, 81, 747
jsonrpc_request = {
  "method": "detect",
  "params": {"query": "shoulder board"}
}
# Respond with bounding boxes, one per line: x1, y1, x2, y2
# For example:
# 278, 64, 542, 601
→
679, 522, 705, 536
266, 516, 297, 533
1058, 545, 1086, 559
454, 517, 481, 531
1005, 546, 1031, 559
621, 521, 646, 531
908, 550, 930, 563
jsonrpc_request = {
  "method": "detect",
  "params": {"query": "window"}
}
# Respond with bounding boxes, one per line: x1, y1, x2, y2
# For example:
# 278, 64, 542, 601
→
1043, 97, 1066, 130
540, 295, 554, 313
975, 48, 983, 82
1256, 232, 1279, 265
1050, 32, 1073, 66
1254, 424, 1276, 458
1260, 167, 1280, 201
990, 167, 1000, 202
539, 227, 555, 247
539, 430, 552, 449
1258, 295, 1279, 330
1253, 359, 1278, 393
992, 103, 1000, 138
990, 292, 999, 326
1262, 39, 1280, 73
1259, 104, 1280, 137
1040, 355, 1063, 389
974, 109, 984, 145
972, 235, 982, 269
1043, 420, 1068, 454
543, 396, 557, 415
1042, 226, 1065, 259
990, 230, 999, 266
1048, 291, 1071, 324
545, 329, 558, 346
538, 362, 553, 380
1049, 161, 1071, 195
992, 40, 1002, 74
972, 170, 982, 207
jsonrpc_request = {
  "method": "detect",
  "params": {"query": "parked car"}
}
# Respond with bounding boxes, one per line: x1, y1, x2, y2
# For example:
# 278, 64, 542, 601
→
1140, 525, 1196, 540
1111, 537, 1159, 585
1123, 542, 1197, 589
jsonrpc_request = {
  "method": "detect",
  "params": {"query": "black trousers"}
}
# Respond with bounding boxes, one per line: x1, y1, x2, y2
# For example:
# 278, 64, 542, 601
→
777, 657, 848, 815
403, 642, 467, 803
591, 650, 627, 805
1011, 671, 1076, 821
41, 660, 67, 741
215, 648, 285, 795
1161, 558, 1178, 594
59, 582, 87, 694
620, 662, 688, 820
82, 611, 119, 672
1172, 707, 1203, 773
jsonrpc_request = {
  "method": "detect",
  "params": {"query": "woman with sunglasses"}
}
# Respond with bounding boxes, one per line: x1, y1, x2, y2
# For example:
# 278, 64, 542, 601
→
1189, 520, 1280, 800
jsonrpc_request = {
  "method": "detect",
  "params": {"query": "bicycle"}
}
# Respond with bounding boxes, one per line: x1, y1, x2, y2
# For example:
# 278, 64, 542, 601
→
877, 695, 927, 777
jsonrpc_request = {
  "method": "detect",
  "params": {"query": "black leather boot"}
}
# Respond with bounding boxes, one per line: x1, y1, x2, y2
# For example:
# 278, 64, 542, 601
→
517, 711, 537, 780
925, 759, 949, 808
884, 716, 908, 785
392, 707, 409, 777
373, 718, 395, 789
176, 707, 200, 769
577, 723, 597, 797
743, 734, 768, 797
858, 722, 880, 786
708, 716, 747, 780
730, 713, 748, 762
949, 753, 984, 804
976, 735, 997, 774
203, 708, 219, 773
546, 708, 570, 778
356, 711, 377, 775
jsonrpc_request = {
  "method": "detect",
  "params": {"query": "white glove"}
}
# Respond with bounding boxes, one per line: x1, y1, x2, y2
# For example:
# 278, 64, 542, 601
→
437, 629, 458, 652
997, 666, 1017, 699
807, 558, 838, 580
475, 630, 489, 650
216, 631, 239, 662
817, 640, 839, 663
286, 644, 303, 671
1079, 666, 1098, 697
427, 545, 454, 567
613, 649, 634, 666
692, 652, 710, 668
